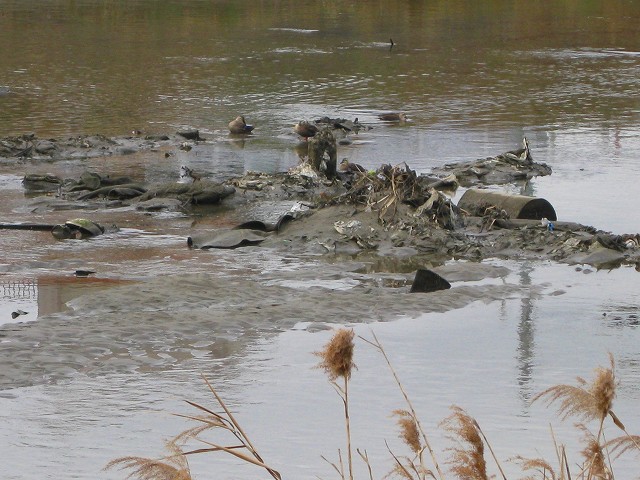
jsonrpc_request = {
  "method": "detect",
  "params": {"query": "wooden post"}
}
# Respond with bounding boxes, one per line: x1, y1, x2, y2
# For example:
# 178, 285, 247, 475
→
307, 128, 337, 180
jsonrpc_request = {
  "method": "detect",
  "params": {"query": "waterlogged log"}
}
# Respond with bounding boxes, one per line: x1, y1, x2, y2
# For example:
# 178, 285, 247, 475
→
0, 222, 57, 231
137, 181, 235, 205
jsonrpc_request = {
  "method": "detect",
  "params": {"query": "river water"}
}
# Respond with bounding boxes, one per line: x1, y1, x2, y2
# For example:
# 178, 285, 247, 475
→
1, 1, 639, 479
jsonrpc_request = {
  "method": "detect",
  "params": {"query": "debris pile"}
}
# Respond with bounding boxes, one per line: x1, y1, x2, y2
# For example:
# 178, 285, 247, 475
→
431, 137, 552, 187
333, 162, 462, 230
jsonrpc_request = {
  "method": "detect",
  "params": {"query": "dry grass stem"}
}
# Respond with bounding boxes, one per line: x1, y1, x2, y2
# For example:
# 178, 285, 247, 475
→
440, 406, 488, 480
386, 440, 423, 480
547, 424, 570, 480
321, 450, 346, 480
357, 448, 375, 480
195, 374, 281, 480
360, 331, 445, 480
472, 418, 507, 480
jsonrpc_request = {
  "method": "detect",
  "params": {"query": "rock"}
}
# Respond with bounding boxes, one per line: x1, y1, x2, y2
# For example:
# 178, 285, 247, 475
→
410, 269, 452, 293
34, 140, 57, 154
177, 129, 203, 141
566, 245, 626, 269
22, 174, 63, 192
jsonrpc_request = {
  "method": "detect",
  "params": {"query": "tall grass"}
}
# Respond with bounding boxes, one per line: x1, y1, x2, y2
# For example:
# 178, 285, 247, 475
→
106, 330, 639, 480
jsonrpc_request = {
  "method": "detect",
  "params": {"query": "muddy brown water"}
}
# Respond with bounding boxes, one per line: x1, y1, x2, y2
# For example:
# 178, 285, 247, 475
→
1, 2, 639, 479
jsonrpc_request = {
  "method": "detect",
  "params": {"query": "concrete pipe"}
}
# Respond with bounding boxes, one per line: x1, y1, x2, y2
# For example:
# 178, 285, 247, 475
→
458, 189, 557, 221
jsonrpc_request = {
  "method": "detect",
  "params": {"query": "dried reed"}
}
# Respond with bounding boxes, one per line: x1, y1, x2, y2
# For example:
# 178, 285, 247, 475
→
606, 433, 640, 459
577, 424, 613, 480
104, 437, 192, 480
106, 373, 280, 480
385, 410, 434, 480
360, 331, 445, 480
106, 333, 639, 480
176, 374, 281, 480
510, 455, 557, 480
315, 328, 357, 480
531, 353, 618, 434
440, 406, 488, 480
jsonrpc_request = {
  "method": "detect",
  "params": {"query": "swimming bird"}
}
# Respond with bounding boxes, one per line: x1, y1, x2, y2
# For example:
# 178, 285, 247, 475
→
228, 116, 255, 134
378, 112, 407, 122
294, 121, 318, 141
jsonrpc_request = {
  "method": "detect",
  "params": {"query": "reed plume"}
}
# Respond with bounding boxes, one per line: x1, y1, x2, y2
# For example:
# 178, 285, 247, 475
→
440, 406, 488, 480
532, 354, 616, 423
606, 433, 640, 458
532, 353, 620, 444
315, 328, 357, 480
394, 409, 422, 456
315, 328, 356, 381
105, 437, 192, 480
510, 455, 557, 480
386, 410, 434, 480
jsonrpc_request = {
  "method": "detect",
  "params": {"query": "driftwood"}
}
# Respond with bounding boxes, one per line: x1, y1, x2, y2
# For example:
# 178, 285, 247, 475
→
137, 181, 236, 205
0, 222, 56, 231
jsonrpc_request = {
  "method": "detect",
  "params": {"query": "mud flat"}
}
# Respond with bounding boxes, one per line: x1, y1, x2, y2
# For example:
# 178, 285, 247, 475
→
1, 131, 639, 388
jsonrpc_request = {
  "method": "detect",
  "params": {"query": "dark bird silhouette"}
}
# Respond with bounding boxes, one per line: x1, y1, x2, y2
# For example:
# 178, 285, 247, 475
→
294, 121, 319, 141
228, 116, 255, 134
378, 112, 407, 122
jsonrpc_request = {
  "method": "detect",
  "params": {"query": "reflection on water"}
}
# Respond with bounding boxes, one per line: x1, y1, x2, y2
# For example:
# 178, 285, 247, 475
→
0, 275, 130, 325
515, 263, 536, 404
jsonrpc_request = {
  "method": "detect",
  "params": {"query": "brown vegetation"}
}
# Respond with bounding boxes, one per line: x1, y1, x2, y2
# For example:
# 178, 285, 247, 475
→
106, 332, 639, 480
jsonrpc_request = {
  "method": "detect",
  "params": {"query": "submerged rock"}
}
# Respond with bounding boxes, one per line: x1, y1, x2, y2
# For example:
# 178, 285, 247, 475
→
187, 229, 270, 249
